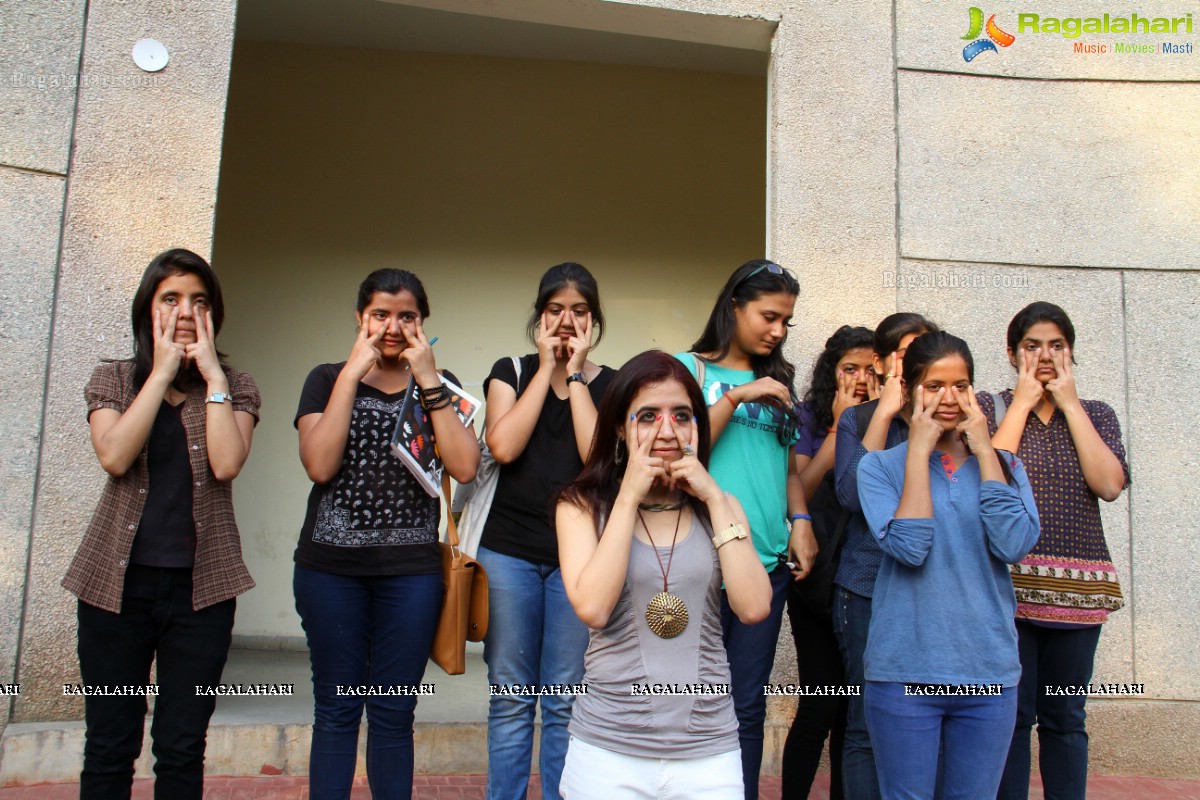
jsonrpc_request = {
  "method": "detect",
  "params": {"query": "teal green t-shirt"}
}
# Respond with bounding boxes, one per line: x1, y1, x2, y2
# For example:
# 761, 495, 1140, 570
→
675, 353, 798, 570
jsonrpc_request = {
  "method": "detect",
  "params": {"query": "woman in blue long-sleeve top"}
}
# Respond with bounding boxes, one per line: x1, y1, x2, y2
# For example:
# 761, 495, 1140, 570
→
856, 332, 1040, 800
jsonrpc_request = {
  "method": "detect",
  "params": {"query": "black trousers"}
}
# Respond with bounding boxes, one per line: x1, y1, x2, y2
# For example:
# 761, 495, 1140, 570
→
781, 582, 847, 800
77, 565, 234, 800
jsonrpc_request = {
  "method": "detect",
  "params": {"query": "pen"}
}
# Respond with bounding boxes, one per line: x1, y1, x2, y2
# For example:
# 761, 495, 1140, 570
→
429, 336, 439, 346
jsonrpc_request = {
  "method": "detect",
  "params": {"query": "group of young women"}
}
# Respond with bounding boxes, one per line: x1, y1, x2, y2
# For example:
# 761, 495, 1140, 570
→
68, 249, 1127, 800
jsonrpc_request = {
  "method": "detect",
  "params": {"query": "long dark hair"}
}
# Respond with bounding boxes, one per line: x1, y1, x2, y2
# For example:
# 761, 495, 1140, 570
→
901, 331, 975, 403
803, 325, 875, 431
129, 248, 227, 390
356, 268, 431, 318
525, 262, 605, 347
558, 351, 711, 528
690, 259, 800, 444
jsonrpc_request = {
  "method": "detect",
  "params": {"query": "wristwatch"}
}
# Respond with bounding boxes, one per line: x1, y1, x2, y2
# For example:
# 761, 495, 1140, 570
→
566, 372, 588, 386
205, 392, 230, 405
711, 522, 749, 550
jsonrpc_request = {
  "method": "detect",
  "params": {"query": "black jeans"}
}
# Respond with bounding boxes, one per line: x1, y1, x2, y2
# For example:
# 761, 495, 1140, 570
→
77, 565, 235, 800
781, 581, 846, 800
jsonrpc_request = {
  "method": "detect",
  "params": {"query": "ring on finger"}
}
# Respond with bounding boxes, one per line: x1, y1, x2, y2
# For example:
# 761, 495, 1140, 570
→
682, 445, 696, 457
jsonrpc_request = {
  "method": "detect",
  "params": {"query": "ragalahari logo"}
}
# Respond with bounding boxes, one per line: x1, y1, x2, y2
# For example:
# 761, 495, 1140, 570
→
962, 8, 1017, 61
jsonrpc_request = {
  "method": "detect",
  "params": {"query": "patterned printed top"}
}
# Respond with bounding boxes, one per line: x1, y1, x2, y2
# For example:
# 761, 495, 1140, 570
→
293, 362, 452, 577
992, 389, 1130, 626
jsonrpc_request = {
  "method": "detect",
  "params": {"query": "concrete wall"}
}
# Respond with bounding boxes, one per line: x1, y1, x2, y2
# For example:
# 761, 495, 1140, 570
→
8, 0, 238, 722
211, 41, 766, 640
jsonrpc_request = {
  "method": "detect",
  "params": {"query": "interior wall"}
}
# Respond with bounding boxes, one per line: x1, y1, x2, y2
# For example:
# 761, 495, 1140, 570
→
211, 41, 766, 639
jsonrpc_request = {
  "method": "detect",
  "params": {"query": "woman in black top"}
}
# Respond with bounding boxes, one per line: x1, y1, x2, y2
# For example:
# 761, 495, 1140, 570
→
478, 263, 616, 800
294, 269, 479, 800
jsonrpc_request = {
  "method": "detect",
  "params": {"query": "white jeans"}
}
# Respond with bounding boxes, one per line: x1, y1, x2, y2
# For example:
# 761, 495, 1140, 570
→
559, 736, 743, 799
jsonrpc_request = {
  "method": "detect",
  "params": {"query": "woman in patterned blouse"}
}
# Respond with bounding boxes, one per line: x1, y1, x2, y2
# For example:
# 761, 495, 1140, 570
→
993, 302, 1130, 800
294, 269, 480, 800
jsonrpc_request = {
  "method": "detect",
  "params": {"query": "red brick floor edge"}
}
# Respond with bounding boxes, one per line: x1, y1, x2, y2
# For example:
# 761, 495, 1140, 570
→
3, 773, 1200, 799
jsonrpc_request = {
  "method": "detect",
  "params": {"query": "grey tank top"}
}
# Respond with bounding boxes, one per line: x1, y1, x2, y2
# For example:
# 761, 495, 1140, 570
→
568, 509, 739, 758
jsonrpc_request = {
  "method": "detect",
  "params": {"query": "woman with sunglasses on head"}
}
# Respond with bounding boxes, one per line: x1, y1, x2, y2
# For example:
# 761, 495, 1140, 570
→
782, 324, 876, 800
478, 263, 616, 800
831, 312, 938, 800
857, 331, 1040, 799
294, 268, 480, 800
994, 302, 1129, 800
675, 259, 812, 800
556, 350, 771, 800
65, 248, 260, 800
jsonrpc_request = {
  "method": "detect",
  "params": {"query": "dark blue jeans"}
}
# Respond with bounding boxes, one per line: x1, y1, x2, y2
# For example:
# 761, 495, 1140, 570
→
867, 682, 1016, 799
294, 564, 442, 800
832, 587, 881, 800
997, 621, 1102, 800
721, 562, 790, 800
77, 565, 235, 800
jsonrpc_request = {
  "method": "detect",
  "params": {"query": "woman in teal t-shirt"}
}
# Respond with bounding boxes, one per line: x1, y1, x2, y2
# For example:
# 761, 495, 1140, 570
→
674, 259, 814, 800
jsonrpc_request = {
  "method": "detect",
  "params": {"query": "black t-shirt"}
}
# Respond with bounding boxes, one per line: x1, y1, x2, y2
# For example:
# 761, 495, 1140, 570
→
293, 362, 463, 577
480, 354, 615, 565
131, 400, 197, 568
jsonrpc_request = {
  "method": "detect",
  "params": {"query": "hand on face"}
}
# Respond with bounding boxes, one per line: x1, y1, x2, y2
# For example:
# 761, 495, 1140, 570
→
953, 386, 992, 456
151, 308, 187, 382
348, 316, 385, 380
536, 312, 564, 369
398, 316, 439, 385
1044, 346, 1080, 409
908, 384, 946, 454
865, 368, 881, 402
878, 350, 906, 416
832, 367, 864, 426
619, 414, 667, 503
184, 308, 223, 383
565, 311, 594, 374
665, 416, 719, 504
1012, 347, 1046, 410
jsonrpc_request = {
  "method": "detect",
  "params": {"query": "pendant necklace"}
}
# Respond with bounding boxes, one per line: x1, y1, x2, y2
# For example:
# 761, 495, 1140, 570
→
637, 506, 689, 639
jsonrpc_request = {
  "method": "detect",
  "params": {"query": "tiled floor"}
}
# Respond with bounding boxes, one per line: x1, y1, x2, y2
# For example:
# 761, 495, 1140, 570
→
3, 773, 1200, 799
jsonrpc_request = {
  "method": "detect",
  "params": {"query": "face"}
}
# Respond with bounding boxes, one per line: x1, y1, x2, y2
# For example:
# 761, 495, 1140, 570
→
621, 379, 695, 463
1010, 321, 1069, 384
732, 292, 795, 357
907, 354, 971, 431
542, 285, 591, 343
873, 330, 924, 379
836, 347, 876, 400
357, 290, 422, 358
154, 272, 210, 344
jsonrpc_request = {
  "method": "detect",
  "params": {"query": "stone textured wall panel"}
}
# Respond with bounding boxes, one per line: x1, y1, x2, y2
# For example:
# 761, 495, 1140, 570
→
899, 72, 1200, 271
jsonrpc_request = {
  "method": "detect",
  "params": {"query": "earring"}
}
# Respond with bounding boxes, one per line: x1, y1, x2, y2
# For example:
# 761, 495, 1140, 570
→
614, 439, 626, 465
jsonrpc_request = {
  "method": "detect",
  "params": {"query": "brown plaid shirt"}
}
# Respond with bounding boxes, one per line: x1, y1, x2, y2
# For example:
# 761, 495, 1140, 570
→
63, 360, 261, 612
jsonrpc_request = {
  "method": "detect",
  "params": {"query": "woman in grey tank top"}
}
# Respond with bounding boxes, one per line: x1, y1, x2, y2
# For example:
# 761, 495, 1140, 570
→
555, 351, 771, 800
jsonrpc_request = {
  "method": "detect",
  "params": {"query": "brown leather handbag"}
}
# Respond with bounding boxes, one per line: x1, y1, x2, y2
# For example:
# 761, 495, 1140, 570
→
430, 473, 489, 675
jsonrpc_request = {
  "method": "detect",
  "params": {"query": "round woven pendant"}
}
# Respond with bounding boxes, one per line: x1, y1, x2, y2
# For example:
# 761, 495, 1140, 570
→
646, 592, 689, 639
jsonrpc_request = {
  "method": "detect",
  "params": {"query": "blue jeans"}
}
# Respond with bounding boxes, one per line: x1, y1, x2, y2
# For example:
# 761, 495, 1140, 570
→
294, 564, 442, 800
866, 682, 1016, 800
478, 546, 589, 800
997, 622, 1102, 800
720, 562, 790, 800
832, 587, 881, 800
77, 565, 234, 800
